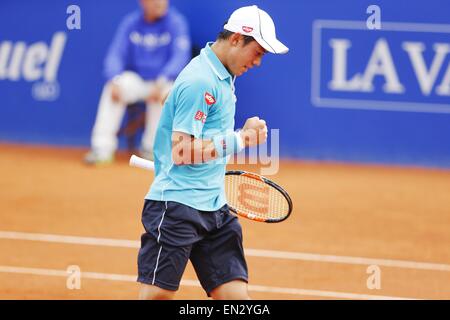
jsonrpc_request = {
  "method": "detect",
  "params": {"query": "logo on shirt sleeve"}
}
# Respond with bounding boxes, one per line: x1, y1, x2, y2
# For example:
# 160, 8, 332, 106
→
220, 139, 227, 150
194, 110, 207, 123
204, 92, 216, 106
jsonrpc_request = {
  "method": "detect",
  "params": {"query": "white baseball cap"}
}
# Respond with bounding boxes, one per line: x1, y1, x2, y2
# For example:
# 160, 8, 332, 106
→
223, 5, 289, 54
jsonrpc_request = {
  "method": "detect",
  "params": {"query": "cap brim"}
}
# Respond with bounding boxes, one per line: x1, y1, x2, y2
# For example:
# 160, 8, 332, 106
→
256, 36, 289, 54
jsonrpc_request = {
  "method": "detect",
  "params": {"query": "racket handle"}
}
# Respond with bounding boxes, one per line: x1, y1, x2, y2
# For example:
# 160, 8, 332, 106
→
129, 155, 155, 171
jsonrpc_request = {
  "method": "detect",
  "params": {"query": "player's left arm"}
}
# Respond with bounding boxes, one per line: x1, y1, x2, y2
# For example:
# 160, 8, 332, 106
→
171, 77, 267, 165
172, 117, 267, 165
171, 131, 217, 165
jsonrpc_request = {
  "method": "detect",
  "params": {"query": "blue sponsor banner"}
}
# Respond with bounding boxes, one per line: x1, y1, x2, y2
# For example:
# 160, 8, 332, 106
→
0, 0, 138, 146
313, 20, 450, 113
1, 0, 450, 168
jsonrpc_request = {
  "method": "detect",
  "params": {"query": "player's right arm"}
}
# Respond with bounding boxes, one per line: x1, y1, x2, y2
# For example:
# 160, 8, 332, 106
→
172, 117, 268, 165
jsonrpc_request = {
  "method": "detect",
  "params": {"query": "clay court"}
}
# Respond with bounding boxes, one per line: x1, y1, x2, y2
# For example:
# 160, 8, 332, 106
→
1, 143, 449, 300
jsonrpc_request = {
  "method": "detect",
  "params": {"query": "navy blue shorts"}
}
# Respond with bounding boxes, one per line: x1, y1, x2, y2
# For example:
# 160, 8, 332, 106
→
137, 200, 248, 295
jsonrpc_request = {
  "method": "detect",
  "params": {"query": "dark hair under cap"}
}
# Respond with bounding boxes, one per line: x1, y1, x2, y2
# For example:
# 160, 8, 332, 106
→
217, 21, 255, 45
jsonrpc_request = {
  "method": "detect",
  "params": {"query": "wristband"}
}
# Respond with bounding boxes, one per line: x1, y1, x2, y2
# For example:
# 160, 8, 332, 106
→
212, 131, 244, 158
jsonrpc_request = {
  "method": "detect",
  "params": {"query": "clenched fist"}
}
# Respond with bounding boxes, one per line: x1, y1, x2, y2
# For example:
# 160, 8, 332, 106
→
239, 116, 268, 148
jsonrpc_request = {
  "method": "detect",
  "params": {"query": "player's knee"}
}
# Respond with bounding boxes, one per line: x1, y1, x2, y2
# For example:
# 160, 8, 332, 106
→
211, 290, 251, 300
139, 283, 175, 300
210, 280, 250, 300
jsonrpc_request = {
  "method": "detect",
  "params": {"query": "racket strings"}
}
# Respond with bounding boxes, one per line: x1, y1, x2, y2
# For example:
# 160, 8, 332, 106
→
225, 174, 290, 220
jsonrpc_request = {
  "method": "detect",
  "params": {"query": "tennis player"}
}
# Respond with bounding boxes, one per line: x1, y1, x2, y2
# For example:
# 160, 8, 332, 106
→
137, 5, 288, 300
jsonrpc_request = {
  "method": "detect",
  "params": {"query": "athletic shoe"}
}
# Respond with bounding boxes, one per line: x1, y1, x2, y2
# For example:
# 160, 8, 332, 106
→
84, 150, 114, 165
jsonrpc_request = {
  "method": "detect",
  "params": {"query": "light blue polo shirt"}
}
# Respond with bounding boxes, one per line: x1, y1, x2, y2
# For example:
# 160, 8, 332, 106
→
146, 42, 237, 211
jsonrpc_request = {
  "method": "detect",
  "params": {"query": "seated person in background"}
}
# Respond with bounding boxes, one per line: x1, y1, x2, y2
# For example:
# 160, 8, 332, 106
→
85, 0, 191, 164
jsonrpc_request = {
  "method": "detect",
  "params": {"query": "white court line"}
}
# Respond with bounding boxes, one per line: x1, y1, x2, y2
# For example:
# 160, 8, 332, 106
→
1, 231, 450, 272
0, 265, 416, 300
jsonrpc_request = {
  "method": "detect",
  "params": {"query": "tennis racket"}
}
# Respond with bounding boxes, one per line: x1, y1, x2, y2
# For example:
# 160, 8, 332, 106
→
129, 155, 293, 223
